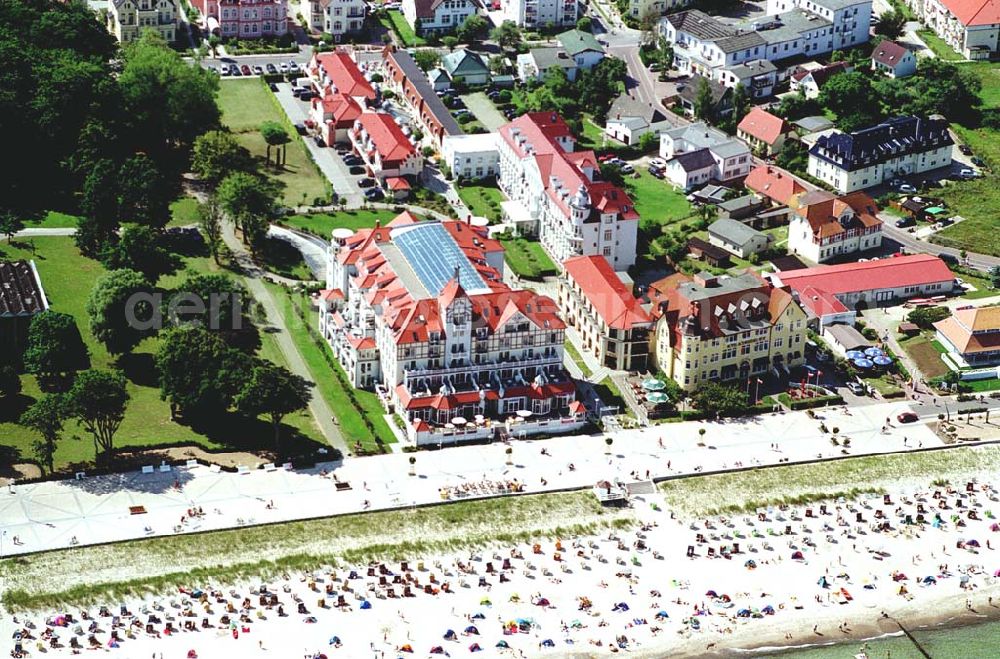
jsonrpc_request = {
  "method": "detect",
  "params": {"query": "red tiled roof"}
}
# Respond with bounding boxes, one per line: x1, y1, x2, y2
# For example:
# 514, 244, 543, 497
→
347, 335, 376, 350
311, 52, 376, 100
499, 113, 638, 223
319, 288, 344, 302
313, 91, 362, 128
938, 0, 1000, 25
934, 307, 1000, 354
871, 41, 911, 67
568, 400, 586, 415
775, 254, 955, 297
738, 107, 790, 146
745, 165, 805, 206
356, 113, 416, 167
796, 285, 849, 318
563, 255, 651, 330
796, 191, 882, 238
385, 176, 411, 190
442, 221, 503, 255
791, 62, 850, 86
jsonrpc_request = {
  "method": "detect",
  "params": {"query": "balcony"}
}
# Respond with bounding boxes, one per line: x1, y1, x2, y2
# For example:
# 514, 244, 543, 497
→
403, 354, 565, 380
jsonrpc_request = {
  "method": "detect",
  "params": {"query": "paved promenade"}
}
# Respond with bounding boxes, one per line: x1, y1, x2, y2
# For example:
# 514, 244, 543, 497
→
0, 401, 942, 556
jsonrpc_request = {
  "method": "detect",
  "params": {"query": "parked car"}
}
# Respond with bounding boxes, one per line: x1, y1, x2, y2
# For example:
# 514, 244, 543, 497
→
293, 122, 306, 135
266, 63, 277, 74
288, 61, 301, 73
299, 91, 315, 101
959, 144, 973, 155
649, 158, 667, 169
648, 62, 662, 72
279, 62, 289, 73
648, 166, 664, 178
939, 252, 959, 264
365, 187, 385, 201
898, 184, 917, 194
349, 166, 366, 175
357, 177, 376, 188
894, 217, 915, 228
959, 167, 979, 179
241, 64, 252, 75
314, 135, 326, 147
897, 412, 919, 423
343, 155, 362, 166
972, 156, 986, 167
620, 163, 635, 174
846, 382, 866, 395
268, 82, 278, 92
253, 65, 264, 75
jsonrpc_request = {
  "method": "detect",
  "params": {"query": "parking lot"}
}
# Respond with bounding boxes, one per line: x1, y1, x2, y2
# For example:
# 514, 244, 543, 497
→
209, 56, 307, 78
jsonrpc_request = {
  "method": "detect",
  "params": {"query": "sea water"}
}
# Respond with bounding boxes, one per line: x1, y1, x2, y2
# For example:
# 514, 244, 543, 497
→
762, 619, 1000, 658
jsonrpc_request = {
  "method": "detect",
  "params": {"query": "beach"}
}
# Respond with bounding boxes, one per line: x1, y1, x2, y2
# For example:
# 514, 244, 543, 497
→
9, 471, 1000, 659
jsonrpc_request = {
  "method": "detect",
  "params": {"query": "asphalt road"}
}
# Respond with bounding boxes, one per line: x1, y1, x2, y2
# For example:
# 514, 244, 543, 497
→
880, 222, 1000, 272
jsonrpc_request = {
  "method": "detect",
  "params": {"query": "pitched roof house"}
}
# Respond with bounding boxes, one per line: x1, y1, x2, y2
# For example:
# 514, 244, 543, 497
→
871, 40, 917, 77
737, 107, 792, 155
745, 165, 806, 206
935, 306, 1000, 367
788, 191, 883, 263
789, 61, 851, 99
441, 49, 491, 85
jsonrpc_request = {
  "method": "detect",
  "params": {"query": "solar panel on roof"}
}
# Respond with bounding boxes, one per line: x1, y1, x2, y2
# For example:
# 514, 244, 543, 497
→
392, 223, 489, 297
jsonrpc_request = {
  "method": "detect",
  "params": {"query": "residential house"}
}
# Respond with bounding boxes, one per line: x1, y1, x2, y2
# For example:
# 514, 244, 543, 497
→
745, 164, 806, 206
310, 90, 363, 145
195, 0, 287, 39
497, 112, 639, 270
321, 0, 366, 38
795, 284, 856, 327
789, 61, 851, 99
321, 213, 584, 445
808, 115, 954, 193
794, 115, 836, 135
737, 107, 792, 156
685, 237, 732, 268
627, 0, 686, 20
108, 0, 177, 43
560, 255, 653, 371
707, 218, 773, 258
0, 260, 48, 356
441, 133, 500, 180
647, 270, 809, 390
441, 49, 491, 85
604, 93, 673, 146
556, 29, 605, 70
787, 191, 883, 263
382, 46, 464, 146
717, 60, 778, 99
428, 67, 452, 91
502, 0, 577, 29
871, 40, 917, 77
905, 0, 1000, 59
308, 51, 377, 105
402, 0, 478, 34
767, 253, 957, 310
935, 306, 1000, 367
674, 75, 733, 119
516, 47, 579, 82
765, 0, 873, 50
659, 122, 752, 188
349, 113, 424, 196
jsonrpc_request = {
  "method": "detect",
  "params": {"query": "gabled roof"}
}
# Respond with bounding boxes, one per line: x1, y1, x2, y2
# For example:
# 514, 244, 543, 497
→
791, 61, 850, 87
872, 40, 912, 67
672, 148, 716, 172
608, 93, 667, 125
556, 29, 603, 56
441, 50, 490, 77
797, 285, 849, 318
745, 165, 805, 205
708, 218, 768, 247
935, 306, 1000, 354
738, 107, 790, 146
355, 113, 416, 166
311, 52, 376, 101
411, 0, 473, 18
563, 255, 651, 330
313, 91, 362, 128
937, 0, 1000, 26
772, 254, 955, 297
794, 191, 882, 238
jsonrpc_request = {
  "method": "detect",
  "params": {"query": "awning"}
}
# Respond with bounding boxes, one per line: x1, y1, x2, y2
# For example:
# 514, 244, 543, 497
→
926, 206, 946, 215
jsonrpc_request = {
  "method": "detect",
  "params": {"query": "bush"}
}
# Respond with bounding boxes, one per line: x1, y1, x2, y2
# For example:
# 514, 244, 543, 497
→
498, 89, 512, 103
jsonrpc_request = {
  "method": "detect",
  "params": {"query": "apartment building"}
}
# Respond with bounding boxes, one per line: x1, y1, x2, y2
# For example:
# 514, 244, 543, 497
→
108, 0, 177, 43
647, 270, 809, 390
905, 0, 1000, 59
195, 0, 288, 38
501, 0, 577, 28
382, 46, 463, 147
402, 0, 478, 34
322, 0, 366, 38
349, 112, 423, 195
559, 255, 653, 371
320, 212, 584, 445
441, 133, 500, 180
765, 0, 872, 50
659, 122, 753, 189
807, 115, 954, 193
497, 112, 639, 270
787, 190, 883, 262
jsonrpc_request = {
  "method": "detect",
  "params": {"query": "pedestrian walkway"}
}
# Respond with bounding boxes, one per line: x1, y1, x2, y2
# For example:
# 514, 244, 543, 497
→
221, 219, 348, 454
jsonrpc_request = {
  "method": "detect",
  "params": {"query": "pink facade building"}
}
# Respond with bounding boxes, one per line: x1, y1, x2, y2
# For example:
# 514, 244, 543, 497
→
196, 0, 288, 38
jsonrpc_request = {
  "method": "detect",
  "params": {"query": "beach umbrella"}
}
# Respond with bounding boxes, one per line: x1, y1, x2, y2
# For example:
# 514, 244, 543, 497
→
845, 350, 865, 360
968, 539, 981, 547
471, 613, 486, 620
429, 646, 447, 654
641, 378, 666, 391
791, 550, 804, 560
515, 618, 534, 626
479, 598, 491, 606
762, 605, 775, 615
705, 590, 717, 597
737, 609, 750, 617
570, 620, 584, 629
646, 391, 669, 404
328, 636, 341, 646
922, 576, 937, 584
399, 645, 413, 653
864, 347, 885, 357
495, 640, 510, 648
534, 597, 550, 607
541, 639, 555, 647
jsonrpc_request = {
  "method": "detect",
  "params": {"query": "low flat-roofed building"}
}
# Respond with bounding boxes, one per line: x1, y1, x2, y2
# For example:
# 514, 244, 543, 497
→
0, 260, 48, 355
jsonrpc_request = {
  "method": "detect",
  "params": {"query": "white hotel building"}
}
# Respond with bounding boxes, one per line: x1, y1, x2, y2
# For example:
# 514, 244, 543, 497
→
497, 112, 640, 271
319, 212, 585, 445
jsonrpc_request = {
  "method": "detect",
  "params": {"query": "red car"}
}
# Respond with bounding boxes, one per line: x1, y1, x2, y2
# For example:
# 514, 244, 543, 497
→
897, 412, 919, 423
240, 64, 251, 76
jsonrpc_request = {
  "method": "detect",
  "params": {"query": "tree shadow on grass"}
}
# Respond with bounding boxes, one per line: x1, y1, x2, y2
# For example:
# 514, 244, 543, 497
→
0, 445, 24, 472
0, 393, 35, 423
181, 408, 328, 456
118, 353, 159, 388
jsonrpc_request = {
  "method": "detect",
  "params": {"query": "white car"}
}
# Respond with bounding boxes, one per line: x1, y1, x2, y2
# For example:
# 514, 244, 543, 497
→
279, 62, 289, 73
649, 158, 667, 169
899, 184, 917, 194
620, 163, 635, 174
288, 61, 301, 73
847, 382, 866, 395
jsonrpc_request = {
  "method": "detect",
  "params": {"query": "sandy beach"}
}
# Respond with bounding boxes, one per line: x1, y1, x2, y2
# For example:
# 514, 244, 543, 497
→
9, 470, 1000, 659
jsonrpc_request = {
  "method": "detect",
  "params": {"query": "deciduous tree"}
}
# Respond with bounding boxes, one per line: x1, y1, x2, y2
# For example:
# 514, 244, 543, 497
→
65, 369, 129, 466
20, 394, 67, 475
101, 224, 180, 282
192, 130, 254, 184
87, 269, 158, 355
260, 121, 291, 168
491, 21, 523, 52
23, 311, 89, 383
198, 195, 224, 264
690, 382, 749, 418
155, 325, 249, 415
235, 361, 312, 452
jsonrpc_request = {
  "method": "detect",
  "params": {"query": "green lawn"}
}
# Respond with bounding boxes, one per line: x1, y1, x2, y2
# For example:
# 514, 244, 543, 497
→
217, 79, 329, 206
899, 333, 950, 379
627, 170, 695, 228
564, 340, 592, 378
578, 117, 607, 150
457, 183, 506, 222
266, 284, 397, 453
260, 236, 314, 280
381, 10, 425, 46
0, 237, 322, 471
963, 377, 1000, 392
30, 211, 80, 228
283, 209, 401, 237
917, 30, 964, 61
168, 196, 200, 228
498, 236, 559, 280
961, 61, 1000, 108
932, 176, 1000, 255
594, 377, 627, 414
